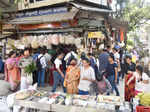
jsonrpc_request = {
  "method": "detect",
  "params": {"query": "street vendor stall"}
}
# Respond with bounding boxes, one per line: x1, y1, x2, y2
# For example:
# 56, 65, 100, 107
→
7, 89, 131, 112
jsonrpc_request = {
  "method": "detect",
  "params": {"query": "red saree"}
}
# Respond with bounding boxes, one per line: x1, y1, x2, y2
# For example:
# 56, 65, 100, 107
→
125, 74, 136, 101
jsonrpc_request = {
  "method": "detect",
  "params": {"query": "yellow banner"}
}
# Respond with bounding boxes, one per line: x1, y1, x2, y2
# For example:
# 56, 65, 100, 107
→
88, 32, 103, 38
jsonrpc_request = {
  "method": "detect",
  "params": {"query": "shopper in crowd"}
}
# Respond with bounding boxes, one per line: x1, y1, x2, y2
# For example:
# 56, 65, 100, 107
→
95, 72, 112, 95
124, 55, 136, 101
106, 45, 112, 54
44, 48, 51, 67
133, 65, 149, 94
87, 53, 97, 71
78, 58, 95, 95
44, 48, 51, 83
80, 52, 86, 59
113, 47, 121, 84
124, 55, 136, 75
119, 47, 123, 63
52, 52, 66, 92
98, 49, 109, 72
64, 46, 78, 66
5, 51, 21, 91
19, 48, 33, 90
0, 56, 4, 73
78, 52, 87, 67
64, 58, 80, 94
37, 48, 47, 87
113, 47, 120, 61
16, 50, 24, 62
32, 48, 40, 84
106, 53, 120, 96
136, 60, 140, 67
32, 47, 40, 61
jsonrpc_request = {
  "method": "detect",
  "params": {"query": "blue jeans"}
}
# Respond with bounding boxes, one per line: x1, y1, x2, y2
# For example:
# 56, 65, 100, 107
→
38, 68, 45, 87
78, 90, 89, 95
52, 71, 66, 93
107, 75, 120, 96
117, 72, 120, 84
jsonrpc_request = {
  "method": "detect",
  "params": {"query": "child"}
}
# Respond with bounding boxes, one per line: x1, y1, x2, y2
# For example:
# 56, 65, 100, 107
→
96, 72, 112, 95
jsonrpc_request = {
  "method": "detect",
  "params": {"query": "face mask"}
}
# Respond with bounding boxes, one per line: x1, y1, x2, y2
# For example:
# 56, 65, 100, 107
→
70, 63, 76, 66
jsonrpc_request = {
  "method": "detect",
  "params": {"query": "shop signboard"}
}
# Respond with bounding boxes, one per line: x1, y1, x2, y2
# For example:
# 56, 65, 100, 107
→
16, 7, 68, 18
85, 0, 108, 6
79, 19, 103, 27
88, 32, 103, 38
18, 0, 70, 10
18, 19, 78, 30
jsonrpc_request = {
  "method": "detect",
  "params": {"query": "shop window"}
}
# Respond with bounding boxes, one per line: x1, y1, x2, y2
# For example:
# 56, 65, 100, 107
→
29, 0, 34, 3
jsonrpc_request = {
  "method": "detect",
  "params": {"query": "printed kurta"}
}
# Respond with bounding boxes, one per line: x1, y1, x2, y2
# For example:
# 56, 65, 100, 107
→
64, 66, 80, 94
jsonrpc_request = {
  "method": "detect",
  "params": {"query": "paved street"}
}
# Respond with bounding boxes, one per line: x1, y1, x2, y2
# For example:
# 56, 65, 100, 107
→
118, 79, 125, 99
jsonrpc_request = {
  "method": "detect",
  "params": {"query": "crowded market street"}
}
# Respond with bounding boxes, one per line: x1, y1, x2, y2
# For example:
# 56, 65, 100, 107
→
0, 0, 150, 112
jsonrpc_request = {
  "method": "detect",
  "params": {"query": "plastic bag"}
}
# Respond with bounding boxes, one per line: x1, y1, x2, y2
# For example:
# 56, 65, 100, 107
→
26, 74, 33, 85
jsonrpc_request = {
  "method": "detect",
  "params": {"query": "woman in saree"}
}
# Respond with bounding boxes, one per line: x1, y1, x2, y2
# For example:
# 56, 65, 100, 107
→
64, 58, 80, 94
124, 55, 136, 101
5, 51, 21, 91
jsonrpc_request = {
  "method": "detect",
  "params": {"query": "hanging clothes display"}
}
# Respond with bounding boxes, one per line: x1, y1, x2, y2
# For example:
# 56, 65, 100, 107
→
8, 34, 82, 50
118, 31, 121, 42
120, 29, 124, 42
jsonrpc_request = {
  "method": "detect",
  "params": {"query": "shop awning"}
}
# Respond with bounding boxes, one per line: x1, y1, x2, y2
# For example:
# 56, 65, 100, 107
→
8, 10, 79, 25
18, 27, 83, 33
71, 3, 112, 13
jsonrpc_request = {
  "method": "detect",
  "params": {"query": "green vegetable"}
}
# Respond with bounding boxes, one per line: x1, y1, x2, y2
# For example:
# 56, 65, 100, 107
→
24, 62, 37, 75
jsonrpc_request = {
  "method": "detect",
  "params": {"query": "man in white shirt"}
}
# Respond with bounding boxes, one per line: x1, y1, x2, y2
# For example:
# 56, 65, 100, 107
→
52, 52, 66, 92
44, 49, 51, 66
64, 47, 78, 66
37, 48, 47, 87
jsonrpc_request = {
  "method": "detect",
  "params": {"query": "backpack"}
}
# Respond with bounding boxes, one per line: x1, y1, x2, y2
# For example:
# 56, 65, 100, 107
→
94, 65, 103, 81
67, 53, 75, 65
36, 56, 43, 70
0, 60, 4, 73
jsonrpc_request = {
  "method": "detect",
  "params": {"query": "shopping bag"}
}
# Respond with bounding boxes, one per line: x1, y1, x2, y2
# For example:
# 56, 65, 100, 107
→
26, 74, 33, 85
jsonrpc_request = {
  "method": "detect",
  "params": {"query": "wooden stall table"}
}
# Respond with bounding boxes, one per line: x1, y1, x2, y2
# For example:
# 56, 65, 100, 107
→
14, 100, 116, 112
13, 90, 123, 112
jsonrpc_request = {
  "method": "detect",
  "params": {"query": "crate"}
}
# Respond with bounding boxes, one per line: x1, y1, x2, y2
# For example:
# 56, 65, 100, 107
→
136, 106, 150, 112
